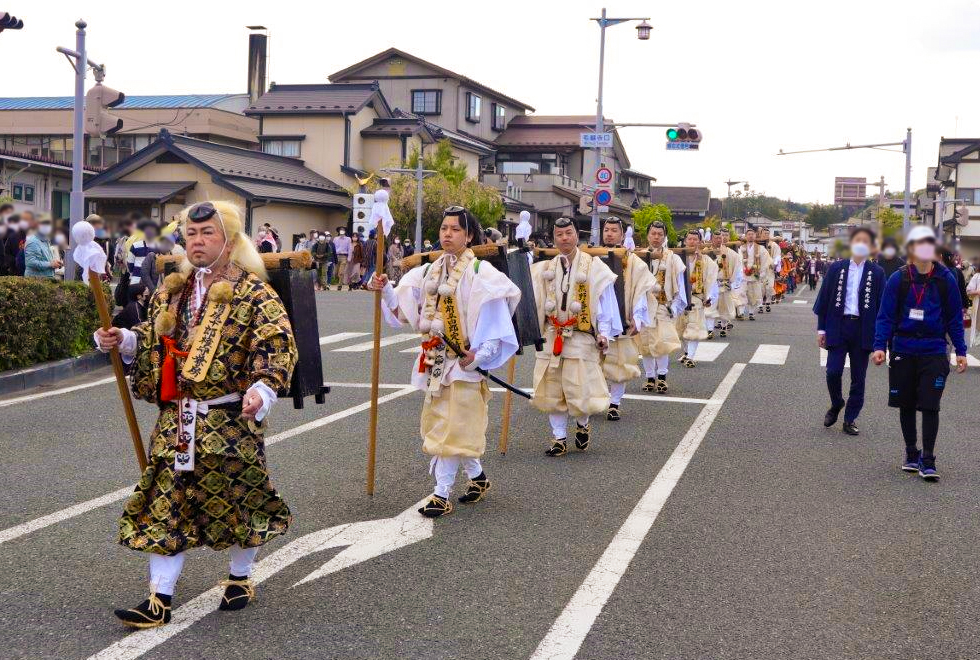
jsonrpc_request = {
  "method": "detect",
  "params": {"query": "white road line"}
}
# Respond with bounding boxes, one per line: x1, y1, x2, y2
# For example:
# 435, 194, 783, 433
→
749, 344, 790, 365
400, 346, 421, 354
0, 388, 416, 548
819, 348, 850, 368
793, 300, 808, 305
332, 333, 417, 352
318, 331, 369, 345
950, 353, 980, 367
529, 363, 745, 660
692, 342, 728, 362
0, 376, 115, 408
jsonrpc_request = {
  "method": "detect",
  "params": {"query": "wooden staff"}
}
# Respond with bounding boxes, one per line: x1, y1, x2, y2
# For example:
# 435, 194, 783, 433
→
88, 270, 147, 472
497, 355, 518, 454
366, 220, 385, 496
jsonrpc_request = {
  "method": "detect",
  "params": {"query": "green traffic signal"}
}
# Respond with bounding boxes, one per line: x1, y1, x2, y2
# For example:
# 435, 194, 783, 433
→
666, 128, 678, 141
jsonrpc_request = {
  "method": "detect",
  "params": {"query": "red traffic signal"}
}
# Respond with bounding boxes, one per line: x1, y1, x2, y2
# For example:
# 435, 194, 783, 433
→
0, 11, 24, 32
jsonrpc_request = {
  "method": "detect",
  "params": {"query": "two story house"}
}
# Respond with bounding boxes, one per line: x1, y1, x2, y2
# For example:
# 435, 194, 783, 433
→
937, 137, 980, 258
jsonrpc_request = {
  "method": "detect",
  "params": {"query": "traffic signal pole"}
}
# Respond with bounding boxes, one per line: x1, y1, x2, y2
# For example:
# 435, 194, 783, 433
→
67, 20, 86, 281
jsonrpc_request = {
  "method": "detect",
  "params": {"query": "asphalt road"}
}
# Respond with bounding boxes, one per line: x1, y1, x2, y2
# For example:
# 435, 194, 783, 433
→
1, 283, 979, 660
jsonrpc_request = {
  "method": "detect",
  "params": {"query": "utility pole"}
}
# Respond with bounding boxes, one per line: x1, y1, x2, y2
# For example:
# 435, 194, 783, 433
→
57, 20, 88, 281
381, 159, 436, 254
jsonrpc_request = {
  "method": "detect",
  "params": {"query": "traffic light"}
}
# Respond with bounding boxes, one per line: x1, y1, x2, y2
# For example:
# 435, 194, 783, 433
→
665, 123, 701, 144
0, 12, 24, 32
84, 83, 125, 137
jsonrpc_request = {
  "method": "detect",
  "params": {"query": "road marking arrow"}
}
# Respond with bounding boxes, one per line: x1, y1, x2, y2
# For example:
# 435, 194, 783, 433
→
87, 500, 432, 660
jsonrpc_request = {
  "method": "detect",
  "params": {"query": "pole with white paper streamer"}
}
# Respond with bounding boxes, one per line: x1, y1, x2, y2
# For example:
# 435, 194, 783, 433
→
72, 221, 147, 472
366, 189, 393, 495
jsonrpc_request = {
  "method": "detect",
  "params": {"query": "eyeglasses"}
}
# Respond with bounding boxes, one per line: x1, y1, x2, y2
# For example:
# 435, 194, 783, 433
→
187, 202, 217, 222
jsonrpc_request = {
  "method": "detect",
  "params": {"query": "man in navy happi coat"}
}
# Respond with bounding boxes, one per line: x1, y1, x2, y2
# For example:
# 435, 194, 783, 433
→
813, 227, 885, 435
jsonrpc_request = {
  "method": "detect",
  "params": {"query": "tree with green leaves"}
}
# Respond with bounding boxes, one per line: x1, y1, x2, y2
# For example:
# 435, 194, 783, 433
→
876, 207, 903, 238
384, 140, 504, 242
632, 203, 676, 246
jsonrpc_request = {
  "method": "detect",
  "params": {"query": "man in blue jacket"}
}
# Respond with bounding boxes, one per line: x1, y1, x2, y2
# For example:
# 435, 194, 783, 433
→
872, 225, 967, 481
814, 227, 885, 435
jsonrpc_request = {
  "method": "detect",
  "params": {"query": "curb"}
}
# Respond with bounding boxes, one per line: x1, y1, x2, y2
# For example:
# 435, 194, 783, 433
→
0, 351, 110, 397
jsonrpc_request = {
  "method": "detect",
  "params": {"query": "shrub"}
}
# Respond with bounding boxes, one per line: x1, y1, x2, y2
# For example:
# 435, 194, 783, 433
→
0, 276, 106, 371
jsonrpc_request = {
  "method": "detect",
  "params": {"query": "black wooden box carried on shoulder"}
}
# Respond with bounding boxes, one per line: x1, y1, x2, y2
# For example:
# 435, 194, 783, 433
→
267, 261, 329, 409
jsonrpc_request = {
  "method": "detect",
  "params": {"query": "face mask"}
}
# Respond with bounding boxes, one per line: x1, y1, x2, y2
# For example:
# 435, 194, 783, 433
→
851, 243, 870, 258
339, 230, 345, 236
318, 236, 326, 243
913, 243, 936, 262
18, 220, 29, 231
881, 247, 896, 259
38, 224, 52, 236
54, 234, 67, 247
95, 228, 107, 238
0, 226, 6, 237
258, 231, 267, 239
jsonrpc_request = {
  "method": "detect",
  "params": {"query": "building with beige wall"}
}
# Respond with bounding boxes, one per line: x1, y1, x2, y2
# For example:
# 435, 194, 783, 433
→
937, 137, 980, 258
329, 48, 534, 147
83, 130, 350, 244
0, 95, 258, 170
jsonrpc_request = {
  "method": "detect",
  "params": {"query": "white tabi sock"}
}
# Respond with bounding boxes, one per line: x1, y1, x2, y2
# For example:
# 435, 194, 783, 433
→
609, 381, 625, 405
642, 356, 657, 378
705, 319, 714, 332
228, 545, 260, 578
575, 415, 590, 428
655, 355, 669, 376
431, 456, 462, 499
549, 413, 568, 439
686, 341, 699, 359
149, 552, 186, 596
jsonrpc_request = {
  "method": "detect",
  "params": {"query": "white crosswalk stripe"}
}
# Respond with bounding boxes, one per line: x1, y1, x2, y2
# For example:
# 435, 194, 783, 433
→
692, 342, 728, 362
793, 300, 808, 305
332, 333, 418, 352
819, 348, 850, 368
318, 332, 369, 345
750, 344, 790, 365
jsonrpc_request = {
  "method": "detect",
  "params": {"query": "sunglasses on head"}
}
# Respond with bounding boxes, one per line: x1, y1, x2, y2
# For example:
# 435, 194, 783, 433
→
187, 202, 217, 222
444, 206, 466, 214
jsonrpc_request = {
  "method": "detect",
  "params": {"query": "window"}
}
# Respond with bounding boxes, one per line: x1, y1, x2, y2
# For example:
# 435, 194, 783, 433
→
12, 183, 34, 203
23, 184, 34, 203
492, 103, 507, 131
262, 139, 302, 157
466, 92, 481, 123
411, 89, 442, 115
957, 188, 980, 205
12, 183, 22, 200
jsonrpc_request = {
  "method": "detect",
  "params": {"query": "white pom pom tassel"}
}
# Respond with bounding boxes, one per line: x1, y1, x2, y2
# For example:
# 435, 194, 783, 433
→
574, 272, 587, 284
430, 318, 445, 335
425, 280, 439, 295
419, 318, 432, 333
651, 282, 663, 294
542, 269, 555, 281
544, 300, 556, 313
437, 283, 453, 297
569, 301, 583, 314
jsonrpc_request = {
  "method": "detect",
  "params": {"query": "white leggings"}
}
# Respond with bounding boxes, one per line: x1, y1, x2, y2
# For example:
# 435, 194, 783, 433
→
430, 456, 483, 499
608, 381, 626, 405
149, 545, 259, 596
685, 341, 699, 358
642, 355, 669, 377
549, 413, 590, 440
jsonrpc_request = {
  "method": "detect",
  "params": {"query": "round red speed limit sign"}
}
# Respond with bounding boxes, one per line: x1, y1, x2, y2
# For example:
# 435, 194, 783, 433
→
595, 167, 613, 185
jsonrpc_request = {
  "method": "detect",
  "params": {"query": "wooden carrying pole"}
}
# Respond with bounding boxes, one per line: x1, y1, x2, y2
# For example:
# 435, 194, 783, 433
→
497, 355, 518, 454
88, 270, 147, 472
366, 221, 385, 495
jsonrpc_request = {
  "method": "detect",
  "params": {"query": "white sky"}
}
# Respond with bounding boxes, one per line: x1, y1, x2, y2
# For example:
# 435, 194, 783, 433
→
4, 0, 980, 204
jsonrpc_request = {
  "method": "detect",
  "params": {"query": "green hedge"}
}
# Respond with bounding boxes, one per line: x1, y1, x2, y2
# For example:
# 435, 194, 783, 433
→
0, 276, 106, 371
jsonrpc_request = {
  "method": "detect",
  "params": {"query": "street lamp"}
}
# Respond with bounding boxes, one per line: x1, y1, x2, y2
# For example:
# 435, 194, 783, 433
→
724, 180, 749, 220
588, 7, 651, 245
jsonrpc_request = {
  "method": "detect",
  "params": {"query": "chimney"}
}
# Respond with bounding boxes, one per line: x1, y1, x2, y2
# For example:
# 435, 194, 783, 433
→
246, 27, 268, 105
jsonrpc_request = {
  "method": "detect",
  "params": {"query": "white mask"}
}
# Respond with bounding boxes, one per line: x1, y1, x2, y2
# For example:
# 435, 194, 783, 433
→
54, 233, 67, 247
257, 231, 267, 238
18, 220, 29, 231
851, 243, 870, 258
881, 247, 896, 259
318, 236, 326, 242
38, 223, 52, 236
339, 230, 345, 235
0, 225, 6, 237
913, 243, 936, 262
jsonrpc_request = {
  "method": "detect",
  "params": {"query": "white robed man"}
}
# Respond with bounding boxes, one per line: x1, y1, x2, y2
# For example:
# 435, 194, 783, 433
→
597, 217, 654, 421
738, 227, 773, 321
370, 207, 521, 518
710, 228, 744, 338
530, 217, 622, 456
676, 229, 719, 368
759, 227, 782, 311
635, 221, 687, 393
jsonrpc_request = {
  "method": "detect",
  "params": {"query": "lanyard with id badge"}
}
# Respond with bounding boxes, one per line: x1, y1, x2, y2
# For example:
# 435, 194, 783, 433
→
908, 272, 932, 321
